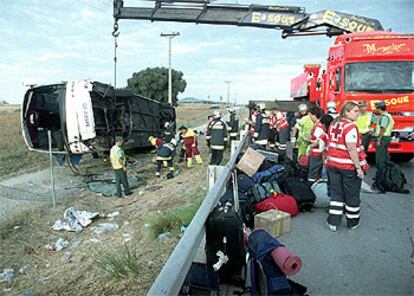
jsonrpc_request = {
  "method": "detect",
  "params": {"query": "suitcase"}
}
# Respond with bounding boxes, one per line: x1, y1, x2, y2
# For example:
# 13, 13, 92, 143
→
206, 201, 246, 284
255, 193, 299, 217
180, 263, 219, 295
284, 176, 316, 212
220, 190, 256, 228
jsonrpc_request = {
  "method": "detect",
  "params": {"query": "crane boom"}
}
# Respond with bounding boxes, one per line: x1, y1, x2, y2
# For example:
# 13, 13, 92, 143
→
113, 0, 383, 37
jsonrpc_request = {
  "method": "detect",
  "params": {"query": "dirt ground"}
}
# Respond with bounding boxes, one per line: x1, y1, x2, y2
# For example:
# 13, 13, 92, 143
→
0, 139, 214, 295
0, 103, 244, 295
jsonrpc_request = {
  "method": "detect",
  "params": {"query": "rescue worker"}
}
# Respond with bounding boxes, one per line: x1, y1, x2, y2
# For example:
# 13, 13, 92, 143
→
177, 130, 186, 163
110, 136, 132, 198
162, 121, 175, 143
326, 101, 339, 121
355, 100, 373, 154
271, 107, 290, 153
326, 101, 368, 231
227, 108, 239, 144
292, 104, 315, 161
252, 103, 270, 149
149, 136, 176, 179
206, 111, 228, 165
268, 109, 277, 149
178, 126, 203, 168
307, 111, 331, 183
373, 101, 394, 168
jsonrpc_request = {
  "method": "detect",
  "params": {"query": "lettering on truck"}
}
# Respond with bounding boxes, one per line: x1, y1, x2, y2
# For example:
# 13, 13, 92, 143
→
362, 43, 408, 54
369, 96, 410, 110
250, 12, 297, 26
322, 10, 376, 32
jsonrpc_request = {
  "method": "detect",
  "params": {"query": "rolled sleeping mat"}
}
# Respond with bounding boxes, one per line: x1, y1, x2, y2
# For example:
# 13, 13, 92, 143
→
270, 246, 303, 276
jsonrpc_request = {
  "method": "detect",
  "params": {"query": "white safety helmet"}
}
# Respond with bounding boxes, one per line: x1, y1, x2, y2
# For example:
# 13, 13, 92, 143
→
327, 101, 336, 111
298, 103, 308, 112
164, 121, 170, 128
213, 111, 221, 119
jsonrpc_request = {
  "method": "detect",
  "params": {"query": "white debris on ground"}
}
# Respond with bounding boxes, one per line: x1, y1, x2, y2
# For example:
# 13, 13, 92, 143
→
0, 268, 14, 283
52, 207, 101, 232
92, 223, 119, 235
122, 233, 131, 242
45, 238, 69, 252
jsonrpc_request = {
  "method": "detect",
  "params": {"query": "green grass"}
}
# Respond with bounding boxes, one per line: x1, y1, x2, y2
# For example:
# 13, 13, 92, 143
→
147, 190, 204, 238
94, 244, 140, 280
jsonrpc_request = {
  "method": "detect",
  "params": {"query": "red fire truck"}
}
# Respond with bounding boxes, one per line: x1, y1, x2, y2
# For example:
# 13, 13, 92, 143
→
291, 31, 414, 160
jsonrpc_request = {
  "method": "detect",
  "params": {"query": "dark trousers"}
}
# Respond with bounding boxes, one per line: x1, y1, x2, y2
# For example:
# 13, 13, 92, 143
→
276, 128, 289, 151
210, 149, 224, 165
114, 168, 130, 197
308, 155, 323, 182
179, 146, 186, 161
361, 133, 371, 155
327, 167, 362, 228
156, 159, 173, 172
375, 137, 391, 167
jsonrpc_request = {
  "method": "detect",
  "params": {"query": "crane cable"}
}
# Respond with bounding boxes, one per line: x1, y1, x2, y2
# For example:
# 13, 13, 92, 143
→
112, 19, 120, 136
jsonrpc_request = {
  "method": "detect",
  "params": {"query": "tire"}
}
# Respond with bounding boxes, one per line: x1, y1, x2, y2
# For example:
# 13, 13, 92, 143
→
391, 153, 414, 162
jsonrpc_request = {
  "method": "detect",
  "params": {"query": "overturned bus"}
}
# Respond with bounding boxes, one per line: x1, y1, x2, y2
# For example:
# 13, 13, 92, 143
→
21, 80, 175, 155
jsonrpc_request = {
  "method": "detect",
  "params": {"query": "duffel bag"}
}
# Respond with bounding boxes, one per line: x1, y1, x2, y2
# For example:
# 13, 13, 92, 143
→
311, 180, 330, 208
252, 181, 281, 203
252, 164, 285, 184
237, 173, 255, 194
255, 193, 298, 217
284, 176, 315, 212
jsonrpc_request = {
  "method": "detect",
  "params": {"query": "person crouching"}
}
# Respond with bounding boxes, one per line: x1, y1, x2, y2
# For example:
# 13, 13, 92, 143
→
149, 136, 177, 179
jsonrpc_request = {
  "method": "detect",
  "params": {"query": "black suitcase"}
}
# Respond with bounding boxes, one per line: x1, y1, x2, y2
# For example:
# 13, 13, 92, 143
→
206, 200, 246, 284
220, 190, 256, 228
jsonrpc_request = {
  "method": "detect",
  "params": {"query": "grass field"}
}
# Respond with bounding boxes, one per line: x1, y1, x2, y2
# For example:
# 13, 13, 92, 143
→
0, 105, 47, 177
175, 103, 226, 128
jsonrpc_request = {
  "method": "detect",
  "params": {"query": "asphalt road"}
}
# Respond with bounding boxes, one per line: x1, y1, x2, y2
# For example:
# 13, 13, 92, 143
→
280, 159, 413, 296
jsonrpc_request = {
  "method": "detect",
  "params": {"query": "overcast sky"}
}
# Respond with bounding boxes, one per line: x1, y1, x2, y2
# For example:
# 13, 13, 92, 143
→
0, 0, 412, 104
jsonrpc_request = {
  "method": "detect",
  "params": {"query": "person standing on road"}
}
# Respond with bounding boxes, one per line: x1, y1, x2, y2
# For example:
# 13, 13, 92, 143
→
178, 126, 203, 168
271, 107, 290, 153
373, 101, 394, 168
110, 136, 132, 198
252, 103, 270, 149
356, 101, 374, 155
306, 108, 326, 183
292, 103, 313, 161
326, 102, 369, 231
206, 111, 228, 165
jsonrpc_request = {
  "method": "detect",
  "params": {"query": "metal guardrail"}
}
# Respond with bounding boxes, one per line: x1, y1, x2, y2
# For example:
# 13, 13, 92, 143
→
147, 132, 248, 296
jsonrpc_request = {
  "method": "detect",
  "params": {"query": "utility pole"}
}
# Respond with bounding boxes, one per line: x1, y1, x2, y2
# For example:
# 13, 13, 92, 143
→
161, 32, 180, 105
224, 81, 231, 106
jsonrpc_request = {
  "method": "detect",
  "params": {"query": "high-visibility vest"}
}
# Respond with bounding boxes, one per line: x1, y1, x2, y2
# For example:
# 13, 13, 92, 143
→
183, 129, 197, 147
110, 145, 126, 169
374, 112, 394, 137
309, 121, 328, 157
297, 115, 314, 143
326, 119, 369, 171
274, 111, 289, 131
355, 112, 372, 135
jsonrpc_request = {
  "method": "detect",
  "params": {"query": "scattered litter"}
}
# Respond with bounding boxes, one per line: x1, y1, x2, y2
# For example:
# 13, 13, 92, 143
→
36, 275, 51, 282
3, 288, 13, 292
138, 191, 143, 195
157, 231, 171, 240
27, 181, 34, 187
107, 211, 119, 218
173, 169, 180, 177
92, 223, 119, 234
45, 238, 69, 252
13, 225, 21, 230
145, 185, 163, 192
21, 290, 33, 296
122, 233, 131, 242
60, 252, 73, 263
123, 221, 130, 226
86, 238, 100, 244
144, 223, 151, 228
53, 207, 101, 232
202, 187, 207, 190
71, 240, 81, 249
0, 269, 14, 283
18, 266, 27, 274
88, 177, 145, 197
179, 185, 189, 194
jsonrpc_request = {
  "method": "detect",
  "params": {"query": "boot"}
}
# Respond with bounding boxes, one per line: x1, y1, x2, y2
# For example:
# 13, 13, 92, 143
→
166, 172, 174, 179
187, 158, 193, 168
177, 158, 184, 163
195, 154, 203, 165
163, 161, 168, 168
156, 172, 161, 178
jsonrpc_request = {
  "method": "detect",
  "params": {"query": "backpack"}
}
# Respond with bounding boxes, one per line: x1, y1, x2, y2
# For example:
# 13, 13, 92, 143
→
180, 263, 220, 295
252, 181, 281, 204
311, 181, 330, 208
374, 162, 410, 194
252, 164, 285, 184
237, 173, 255, 194
284, 177, 316, 212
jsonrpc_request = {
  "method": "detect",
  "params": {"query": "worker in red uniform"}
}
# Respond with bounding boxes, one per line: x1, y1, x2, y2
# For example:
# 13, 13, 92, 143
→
271, 107, 290, 153
268, 110, 277, 149
326, 101, 369, 232
247, 105, 260, 139
178, 126, 203, 168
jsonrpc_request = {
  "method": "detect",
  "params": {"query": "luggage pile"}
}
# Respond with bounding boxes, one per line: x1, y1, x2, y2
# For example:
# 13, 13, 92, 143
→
181, 146, 325, 295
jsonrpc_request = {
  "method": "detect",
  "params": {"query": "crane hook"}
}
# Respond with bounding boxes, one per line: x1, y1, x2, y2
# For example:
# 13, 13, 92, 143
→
112, 21, 120, 38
